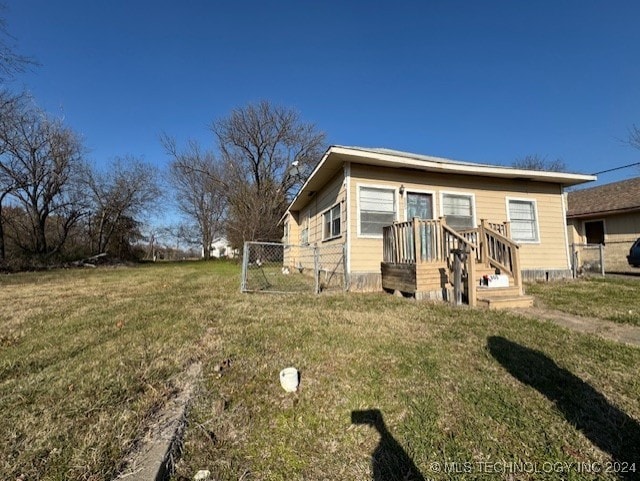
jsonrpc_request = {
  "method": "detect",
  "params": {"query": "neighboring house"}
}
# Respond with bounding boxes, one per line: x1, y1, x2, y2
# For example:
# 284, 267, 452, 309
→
202, 237, 236, 259
566, 177, 640, 272
282, 146, 595, 300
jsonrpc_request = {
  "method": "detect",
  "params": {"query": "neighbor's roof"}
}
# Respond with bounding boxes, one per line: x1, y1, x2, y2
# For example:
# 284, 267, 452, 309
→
286, 145, 596, 212
567, 177, 640, 218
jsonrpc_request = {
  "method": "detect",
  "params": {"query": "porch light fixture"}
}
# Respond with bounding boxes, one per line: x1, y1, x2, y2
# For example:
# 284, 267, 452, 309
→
399, 184, 405, 195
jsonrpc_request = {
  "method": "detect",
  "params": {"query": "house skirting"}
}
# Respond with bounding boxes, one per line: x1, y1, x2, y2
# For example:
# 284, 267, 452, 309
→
521, 269, 572, 282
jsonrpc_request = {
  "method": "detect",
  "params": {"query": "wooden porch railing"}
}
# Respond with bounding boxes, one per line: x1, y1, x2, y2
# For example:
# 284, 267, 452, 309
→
479, 219, 522, 295
382, 218, 478, 306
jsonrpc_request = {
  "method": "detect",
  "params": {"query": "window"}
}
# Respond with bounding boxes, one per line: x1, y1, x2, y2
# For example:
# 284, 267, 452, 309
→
300, 212, 309, 245
584, 220, 605, 245
442, 193, 474, 229
508, 199, 539, 242
323, 204, 341, 239
283, 220, 289, 243
359, 186, 396, 236
406, 192, 433, 220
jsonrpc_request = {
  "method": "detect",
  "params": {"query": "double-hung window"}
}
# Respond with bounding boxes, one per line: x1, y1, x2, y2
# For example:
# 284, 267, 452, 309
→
323, 204, 341, 239
300, 212, 309, 245
442, 193, 474, 230
359, 186, 396, 237
507, 199, 539, 242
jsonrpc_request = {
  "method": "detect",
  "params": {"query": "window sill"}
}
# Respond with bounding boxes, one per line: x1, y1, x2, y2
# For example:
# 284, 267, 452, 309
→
322, 235, 342, 243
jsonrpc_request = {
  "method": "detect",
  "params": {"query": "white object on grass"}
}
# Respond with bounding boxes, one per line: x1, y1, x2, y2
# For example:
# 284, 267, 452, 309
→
194, 470, 211, 481
279, 367, 299, 392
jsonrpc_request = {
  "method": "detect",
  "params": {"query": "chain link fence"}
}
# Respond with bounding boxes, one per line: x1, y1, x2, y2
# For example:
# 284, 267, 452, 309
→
571, 243, 605, 277
241, 241, 347, 293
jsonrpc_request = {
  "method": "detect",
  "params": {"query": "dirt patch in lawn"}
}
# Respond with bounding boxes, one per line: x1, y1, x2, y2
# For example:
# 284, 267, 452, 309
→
513, 306, 640, 347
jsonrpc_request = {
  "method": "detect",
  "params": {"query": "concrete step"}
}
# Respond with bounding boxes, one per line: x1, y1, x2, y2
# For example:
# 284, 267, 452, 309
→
476, 295, 534, 310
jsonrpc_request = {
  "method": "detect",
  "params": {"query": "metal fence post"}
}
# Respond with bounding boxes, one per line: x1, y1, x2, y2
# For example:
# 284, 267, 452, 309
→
343, 242, 349, 292
241, 242, 250, 292
313, 243, 320, 294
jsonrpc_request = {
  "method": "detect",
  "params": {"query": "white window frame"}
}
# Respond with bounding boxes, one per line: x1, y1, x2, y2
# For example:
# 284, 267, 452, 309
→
506, 197, 541, 244
439, 191, 477, 229
300, 211, 310, 245
322, 203, 342, 241
357, 183, 398, 239
403, 189, 436, 221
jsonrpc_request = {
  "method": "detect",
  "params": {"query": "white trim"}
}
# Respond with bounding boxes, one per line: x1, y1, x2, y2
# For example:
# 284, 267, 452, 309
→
439, 191, 477, 228
321, 203, 342, 241
344, 162, 351, 275
505, 196, 541, 244
330, 146, 597, 185
561, 191, 572, 270
356, 182, 399, 239
403, 189, 436, 222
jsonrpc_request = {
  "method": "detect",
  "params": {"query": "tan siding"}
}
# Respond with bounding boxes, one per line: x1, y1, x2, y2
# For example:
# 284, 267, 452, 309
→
298, 170, 346, 247
348, 164, 569, 273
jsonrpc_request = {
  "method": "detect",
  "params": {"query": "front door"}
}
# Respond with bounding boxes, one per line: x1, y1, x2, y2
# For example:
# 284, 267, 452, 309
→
406, 192, 434, 260
406, 192, 433, 220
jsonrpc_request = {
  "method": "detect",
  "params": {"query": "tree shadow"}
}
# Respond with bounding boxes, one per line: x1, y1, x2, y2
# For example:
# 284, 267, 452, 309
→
351, 409, 426, 481
488, 336, 640, 480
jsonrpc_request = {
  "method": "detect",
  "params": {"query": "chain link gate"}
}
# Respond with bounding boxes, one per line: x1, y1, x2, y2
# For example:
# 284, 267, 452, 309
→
241, 241, 347, 293
571, 243, 605, 277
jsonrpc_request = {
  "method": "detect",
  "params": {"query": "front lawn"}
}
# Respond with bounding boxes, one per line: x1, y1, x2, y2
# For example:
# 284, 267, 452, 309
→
526, 276, 640, 326
1, 264, 639, 480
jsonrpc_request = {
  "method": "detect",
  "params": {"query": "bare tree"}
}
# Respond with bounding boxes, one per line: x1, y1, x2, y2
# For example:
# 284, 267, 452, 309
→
162, 135, 226, 260
0, 100, 85, 258
628, 124, 640, 150
0, 5, 37, 82
512, 154, 567, 172
82, 156, 160, 256
212, 100, 326, 245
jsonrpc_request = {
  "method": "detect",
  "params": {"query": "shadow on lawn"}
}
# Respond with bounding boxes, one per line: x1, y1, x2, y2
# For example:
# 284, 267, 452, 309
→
488, 336, 640, 480
351, 409, 425, 481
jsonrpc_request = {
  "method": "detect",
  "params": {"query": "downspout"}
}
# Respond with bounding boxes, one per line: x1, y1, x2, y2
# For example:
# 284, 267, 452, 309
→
561, 189, 572, 273
344, 161, 351, 290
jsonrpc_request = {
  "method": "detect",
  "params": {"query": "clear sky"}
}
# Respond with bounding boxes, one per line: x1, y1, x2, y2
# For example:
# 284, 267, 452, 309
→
5, 1, 640, 189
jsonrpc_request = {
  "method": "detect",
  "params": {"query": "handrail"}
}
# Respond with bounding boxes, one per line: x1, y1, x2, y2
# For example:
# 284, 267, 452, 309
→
442, 224, 478, 251
481, 220, 522, 295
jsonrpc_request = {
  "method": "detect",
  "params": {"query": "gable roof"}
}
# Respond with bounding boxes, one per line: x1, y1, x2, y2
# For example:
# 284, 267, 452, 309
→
567, 177, 640, 218
287, 145, 596, 212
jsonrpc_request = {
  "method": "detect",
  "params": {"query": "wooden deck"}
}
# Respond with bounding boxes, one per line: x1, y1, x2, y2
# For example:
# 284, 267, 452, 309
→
381, 218, 533, 309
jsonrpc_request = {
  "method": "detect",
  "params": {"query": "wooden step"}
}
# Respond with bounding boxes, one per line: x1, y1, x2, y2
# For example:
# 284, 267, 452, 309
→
476, 286, 521, 298
476, 295, 534, 310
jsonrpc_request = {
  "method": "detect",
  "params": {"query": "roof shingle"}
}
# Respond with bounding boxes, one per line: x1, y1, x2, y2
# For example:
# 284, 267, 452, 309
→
567, 177, 640, 218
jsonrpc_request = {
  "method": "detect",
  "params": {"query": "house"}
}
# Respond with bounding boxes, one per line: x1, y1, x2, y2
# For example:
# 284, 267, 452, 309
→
202, 237, 236, 259
282, 146, 595, 306
566, 177, 640, 272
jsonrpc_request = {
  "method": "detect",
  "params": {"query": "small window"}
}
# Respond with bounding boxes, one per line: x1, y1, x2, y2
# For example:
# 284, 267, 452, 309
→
323, 204, 341, 239
300, 212, 309, 245
585, 220, 605, 245
443, 193, 474, 230
359, 186, 396, 236
508, 199, 539, 242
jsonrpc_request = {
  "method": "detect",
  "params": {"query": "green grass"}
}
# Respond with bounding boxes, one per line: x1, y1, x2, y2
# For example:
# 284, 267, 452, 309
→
526, 276, 640, 326
1, 264, 639, 480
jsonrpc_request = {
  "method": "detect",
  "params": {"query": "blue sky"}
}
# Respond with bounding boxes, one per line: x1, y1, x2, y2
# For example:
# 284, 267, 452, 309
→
5, 1, 640, 190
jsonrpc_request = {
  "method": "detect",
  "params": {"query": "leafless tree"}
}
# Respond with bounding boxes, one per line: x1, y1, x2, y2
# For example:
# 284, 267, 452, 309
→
211, 100, 326, 245
0, 5, 37, 82
512, 154, 567, 172
162, 135, 227, 260
628, 124, 640, 151
0, 99, 85, 258
82, 156, 161, 256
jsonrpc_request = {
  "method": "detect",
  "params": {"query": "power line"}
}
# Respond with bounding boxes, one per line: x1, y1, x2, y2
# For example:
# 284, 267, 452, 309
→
591, 161, 640, 175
